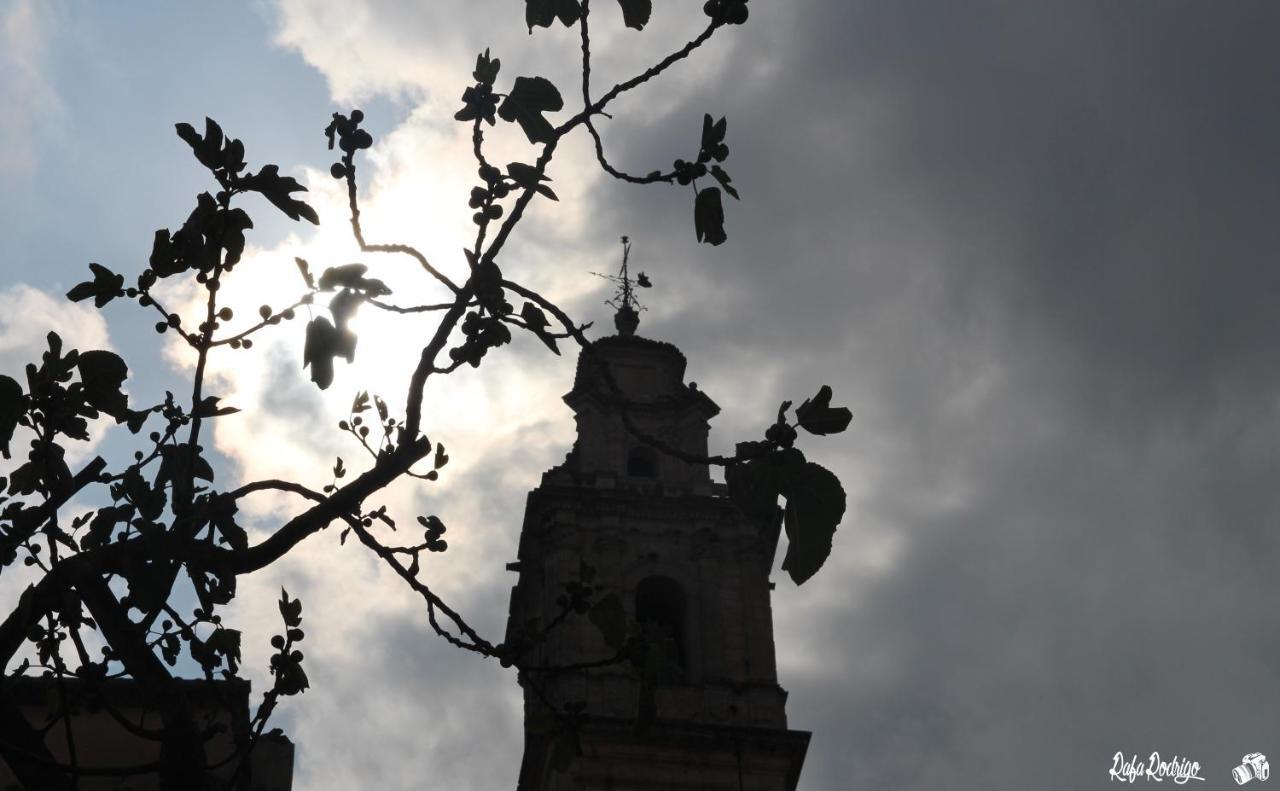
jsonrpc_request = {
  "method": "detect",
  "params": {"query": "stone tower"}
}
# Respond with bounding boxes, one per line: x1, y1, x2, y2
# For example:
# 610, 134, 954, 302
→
505, 305, 810, 790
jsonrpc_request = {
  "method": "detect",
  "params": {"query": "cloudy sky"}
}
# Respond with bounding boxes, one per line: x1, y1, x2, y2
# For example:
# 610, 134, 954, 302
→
4, 1, 1280, 789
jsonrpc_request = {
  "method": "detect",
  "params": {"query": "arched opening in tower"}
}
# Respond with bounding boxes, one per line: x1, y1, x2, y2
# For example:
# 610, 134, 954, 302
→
627, 446, 659, 478
635, 575, 687, 680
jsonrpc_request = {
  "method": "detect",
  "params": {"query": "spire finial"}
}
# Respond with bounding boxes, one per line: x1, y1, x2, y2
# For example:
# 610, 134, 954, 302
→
593, 236, 652, 337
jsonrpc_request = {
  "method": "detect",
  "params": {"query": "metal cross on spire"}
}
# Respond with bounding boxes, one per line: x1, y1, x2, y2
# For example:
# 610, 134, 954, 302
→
592, 236, 652, 336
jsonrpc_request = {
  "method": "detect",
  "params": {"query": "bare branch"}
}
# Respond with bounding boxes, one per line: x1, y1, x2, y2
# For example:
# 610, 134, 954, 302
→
348, 520, 494, 654
342, 159, 460, 294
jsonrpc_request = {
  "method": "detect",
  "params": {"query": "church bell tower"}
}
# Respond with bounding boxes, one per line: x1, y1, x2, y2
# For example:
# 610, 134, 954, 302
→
505, 253, 810, 790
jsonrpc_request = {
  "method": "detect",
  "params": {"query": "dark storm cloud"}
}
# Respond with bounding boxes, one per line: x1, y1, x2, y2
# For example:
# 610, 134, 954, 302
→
582, 3, 1280, 789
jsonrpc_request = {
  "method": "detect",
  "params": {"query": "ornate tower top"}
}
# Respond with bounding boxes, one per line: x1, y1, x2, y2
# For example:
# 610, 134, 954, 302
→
593, 236, 652, 337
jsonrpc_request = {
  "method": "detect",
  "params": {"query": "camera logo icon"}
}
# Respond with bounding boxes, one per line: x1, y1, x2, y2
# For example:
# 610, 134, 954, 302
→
1233, 753, 1269, 785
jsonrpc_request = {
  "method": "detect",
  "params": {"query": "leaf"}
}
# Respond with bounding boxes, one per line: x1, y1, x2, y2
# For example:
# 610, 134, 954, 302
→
709, 165, 739, 200
8, 460, 39, 496
193, 396, 240, 419
473, 48, 501, 85
794, 384, 852, 435
525, 0, 581, 31
699, 114, 729, 162
725, 455, 783, 524
521, 302, 561, 355
616, 0, 652, 29
279, 588, 303, 628
276, 661, 310, 696
295, 257, 316, 290
222, 138, 246, 173
520, 302, 549, 332
123, 408, 150, 434
694, 186, 727, 246
588, 593, 627, 650
506, 162, 558, 201
0, 375, 24, 459
76, 350, 129, 417
303, 317, 338, 390
160, 633, 180, 667
66, 263, 125, 308
329, 289, 364, 330
83, 505, 131, 550
210, 207, 253, 265
205, 628, 242, 675
175, 117, 227, 173
240, 165, 319, 224
779, 461, 846, 585
498, 76, 564, 145
317, 263, 390, 295
304, 311, 358, 391
190, 449, 215, 482
455, 84, 499, 126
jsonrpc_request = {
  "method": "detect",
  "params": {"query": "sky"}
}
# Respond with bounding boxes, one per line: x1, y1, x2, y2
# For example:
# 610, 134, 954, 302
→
2, 1, 1280, 789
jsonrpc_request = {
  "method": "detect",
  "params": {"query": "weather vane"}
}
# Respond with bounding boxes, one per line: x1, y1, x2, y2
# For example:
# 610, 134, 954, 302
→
592, 236, 652, 336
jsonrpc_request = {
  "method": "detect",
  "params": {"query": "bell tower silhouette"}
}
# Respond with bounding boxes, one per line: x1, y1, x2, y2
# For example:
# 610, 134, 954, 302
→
505, 251, 810, 790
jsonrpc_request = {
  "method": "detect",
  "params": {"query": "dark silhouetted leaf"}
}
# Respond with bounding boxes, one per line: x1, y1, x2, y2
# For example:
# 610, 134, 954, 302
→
8, 459, 40, 496
455, 83, 500, 126
193, 395, 240, 419
709, 165, 739, 200
204, 628, 242, 675
212, 207, 254, 265
317, 263, 390, 295
780, 461, 846, 585
725, 454, 784, 524
525, 0, 581, 31
0, 375, 23, 459
66, 263, 125, 308
175, 117, 227, 173
616, 0, 652, 29
694, 186, 726, 245
240, 165, 319, 224
329, 289, 363, 330
521, 301, 549, 332
474, 48, 501, 85
795, 384, 852, 435
123, 408, 150, 434
498, 76, 564, 145
295, 257, 315, 289
83, 505, 131, 550
76, 350, 128, 417
507, 162, 558, 200
520, 301, 561, 354
161, 633, 180, 666
279, 588, 303, 628
304, 318, 337, 390
303, 317, 357, 390
699, 114, 729, 162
